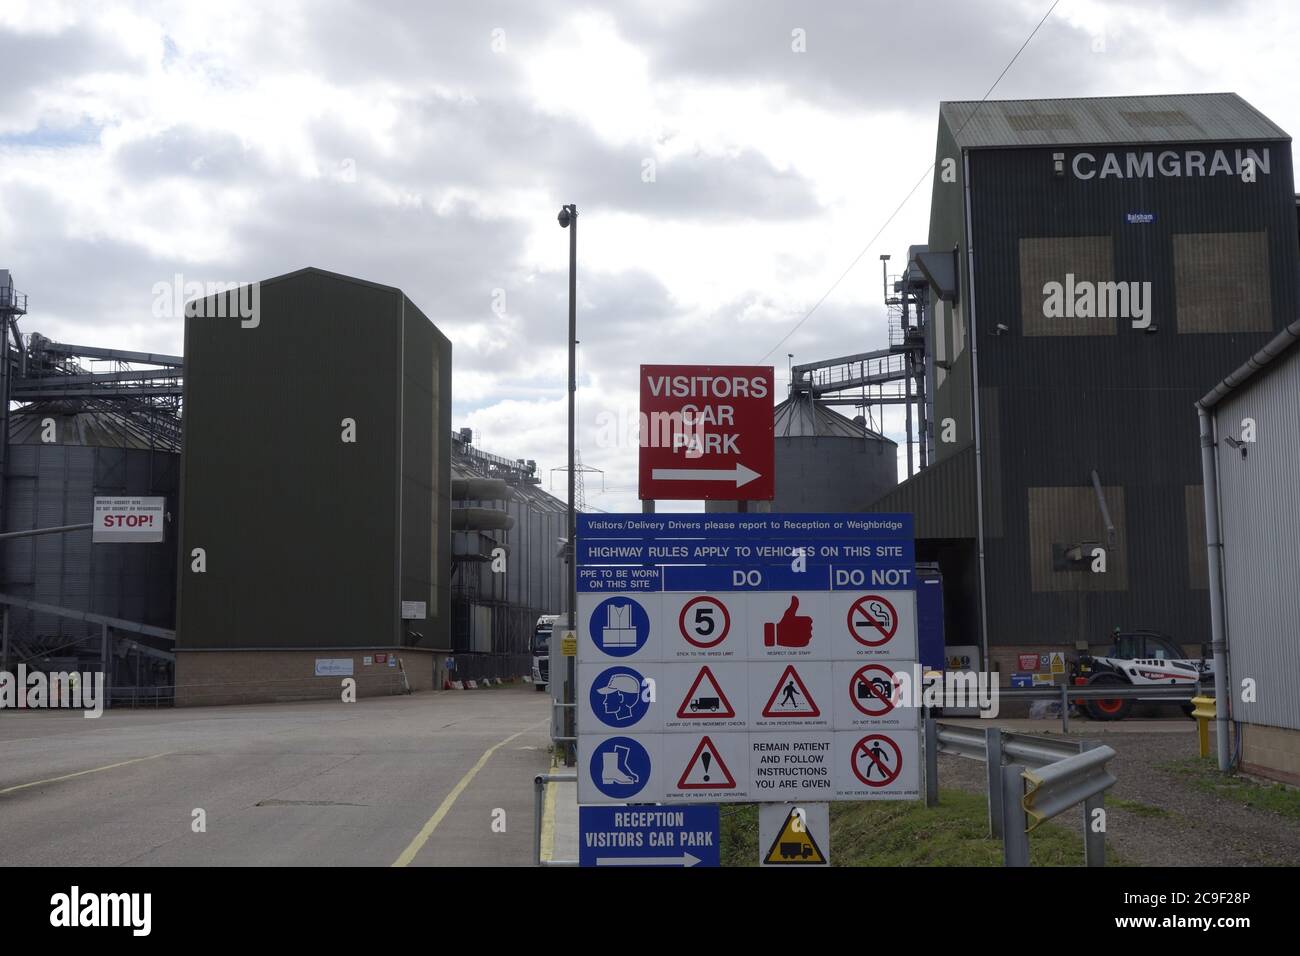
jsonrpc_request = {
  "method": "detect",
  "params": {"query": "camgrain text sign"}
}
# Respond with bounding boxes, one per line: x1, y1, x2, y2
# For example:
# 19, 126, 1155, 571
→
638, 365, 774, 501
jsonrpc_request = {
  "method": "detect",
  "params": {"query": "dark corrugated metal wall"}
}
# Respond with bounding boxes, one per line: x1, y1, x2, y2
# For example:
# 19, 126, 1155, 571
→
967, 140, 1299, 646
449, 483, 565, 656
398, 296, 452, 647
927, 117, 974, 463
2, 444, 178, 641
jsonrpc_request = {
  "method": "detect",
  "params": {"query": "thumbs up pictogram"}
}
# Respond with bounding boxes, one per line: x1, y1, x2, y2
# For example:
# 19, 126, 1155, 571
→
763, 596, 813, 648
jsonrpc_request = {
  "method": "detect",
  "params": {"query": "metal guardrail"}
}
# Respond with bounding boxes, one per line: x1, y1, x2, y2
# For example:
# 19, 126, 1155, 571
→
925, 718, 1117, 867
534, 772, 578, 867
979, 681, 1202, 733
551, 700, 576, 747
1000, 683, 1199, 700
1022, 745, 1117, 832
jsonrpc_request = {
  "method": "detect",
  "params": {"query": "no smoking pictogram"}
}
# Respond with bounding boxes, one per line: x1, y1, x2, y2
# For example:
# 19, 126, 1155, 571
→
850, 664, 899, 717
679, 595, 731, 648
847, 595, 897, 646
851, 734, 903, 788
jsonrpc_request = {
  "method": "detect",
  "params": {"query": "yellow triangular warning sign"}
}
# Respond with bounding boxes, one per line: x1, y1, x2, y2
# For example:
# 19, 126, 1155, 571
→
763, 808, 827, 865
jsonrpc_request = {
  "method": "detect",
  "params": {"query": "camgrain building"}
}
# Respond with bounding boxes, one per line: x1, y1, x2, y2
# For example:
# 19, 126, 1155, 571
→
870, 93, 1300, 673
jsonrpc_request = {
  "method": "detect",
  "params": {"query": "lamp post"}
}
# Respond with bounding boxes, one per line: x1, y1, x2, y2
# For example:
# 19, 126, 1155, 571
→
558, 203, 577, 764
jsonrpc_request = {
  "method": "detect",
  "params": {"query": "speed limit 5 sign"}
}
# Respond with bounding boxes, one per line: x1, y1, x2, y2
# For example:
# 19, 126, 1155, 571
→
665, 594, 743, 659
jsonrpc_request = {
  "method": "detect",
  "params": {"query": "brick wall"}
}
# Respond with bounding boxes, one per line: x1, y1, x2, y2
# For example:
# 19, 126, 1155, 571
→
176, 648, 447, 706
1241, 723, 1300, 787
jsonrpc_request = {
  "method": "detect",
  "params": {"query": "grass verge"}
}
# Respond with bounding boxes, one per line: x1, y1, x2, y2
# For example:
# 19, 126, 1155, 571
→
1159, 756, 1300, 821
721, 789, 1119, 866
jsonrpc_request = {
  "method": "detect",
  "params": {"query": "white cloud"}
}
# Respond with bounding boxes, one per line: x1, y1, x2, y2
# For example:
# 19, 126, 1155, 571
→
2, 0, 1298, 514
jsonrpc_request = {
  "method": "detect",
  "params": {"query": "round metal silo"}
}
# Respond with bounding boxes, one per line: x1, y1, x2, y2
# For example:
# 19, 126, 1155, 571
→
770, 395, 898, 512
2, 404, 179, 687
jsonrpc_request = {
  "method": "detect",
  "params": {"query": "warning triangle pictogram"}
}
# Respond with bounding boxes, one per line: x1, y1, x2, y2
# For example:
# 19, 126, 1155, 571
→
677, 735, 737, 789
676, 665, 737, 719
762, 664, 821, 717
763, 808, 827, 865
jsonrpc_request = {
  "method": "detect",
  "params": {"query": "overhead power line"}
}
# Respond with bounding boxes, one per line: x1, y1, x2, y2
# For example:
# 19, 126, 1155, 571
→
756, 0, 1062, 364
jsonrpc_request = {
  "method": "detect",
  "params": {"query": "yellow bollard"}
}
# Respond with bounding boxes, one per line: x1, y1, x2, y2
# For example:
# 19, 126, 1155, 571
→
1191, 695, 1217, 758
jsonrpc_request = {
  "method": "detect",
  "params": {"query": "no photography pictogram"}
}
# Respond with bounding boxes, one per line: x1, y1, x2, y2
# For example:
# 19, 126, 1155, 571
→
850, 663, 899, 717
851, 734, 903, 788
847, 594, 897, 647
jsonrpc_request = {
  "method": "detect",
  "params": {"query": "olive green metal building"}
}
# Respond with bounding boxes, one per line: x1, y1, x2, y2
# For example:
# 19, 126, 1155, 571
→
176, 268, 452, 704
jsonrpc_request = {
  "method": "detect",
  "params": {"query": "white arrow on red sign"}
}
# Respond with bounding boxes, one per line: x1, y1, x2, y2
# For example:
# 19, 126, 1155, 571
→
650, 463, 761, 488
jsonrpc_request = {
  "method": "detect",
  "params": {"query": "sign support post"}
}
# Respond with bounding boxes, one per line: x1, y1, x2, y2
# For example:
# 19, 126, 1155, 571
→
560, 202, 578, 765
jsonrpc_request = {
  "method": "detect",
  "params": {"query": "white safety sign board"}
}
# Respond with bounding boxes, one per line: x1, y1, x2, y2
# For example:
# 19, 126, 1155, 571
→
93, 496, 165, 543
575, 513, 920, 806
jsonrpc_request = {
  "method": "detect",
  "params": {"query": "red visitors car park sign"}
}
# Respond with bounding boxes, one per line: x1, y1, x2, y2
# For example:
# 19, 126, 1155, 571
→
638, 364, 775, 501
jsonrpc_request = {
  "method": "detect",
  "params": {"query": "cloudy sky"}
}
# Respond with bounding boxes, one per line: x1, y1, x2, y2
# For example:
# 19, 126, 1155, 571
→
2, 0, 1297, 512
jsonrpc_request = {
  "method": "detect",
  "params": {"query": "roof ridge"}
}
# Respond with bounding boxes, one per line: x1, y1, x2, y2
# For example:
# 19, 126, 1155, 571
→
941, 92, 1239, 107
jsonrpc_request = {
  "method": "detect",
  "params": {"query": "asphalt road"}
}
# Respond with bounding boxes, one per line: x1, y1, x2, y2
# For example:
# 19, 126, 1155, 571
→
0, 686, 552, 866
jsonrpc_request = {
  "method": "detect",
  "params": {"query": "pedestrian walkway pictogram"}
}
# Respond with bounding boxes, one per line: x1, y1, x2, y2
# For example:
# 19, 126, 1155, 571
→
762, 664, 820, 717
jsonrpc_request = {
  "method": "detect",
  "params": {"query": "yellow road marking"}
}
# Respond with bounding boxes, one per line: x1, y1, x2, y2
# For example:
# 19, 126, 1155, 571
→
540, 778, 558, 862
0, 752, 172, 796
392, 720, 548, 867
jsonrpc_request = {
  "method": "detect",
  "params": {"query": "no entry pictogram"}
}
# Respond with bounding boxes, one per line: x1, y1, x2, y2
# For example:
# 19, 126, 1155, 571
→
679, 595, 731, 648
847, 594, 898, 646
851, 733, 903, 787
850, 663, 899, 717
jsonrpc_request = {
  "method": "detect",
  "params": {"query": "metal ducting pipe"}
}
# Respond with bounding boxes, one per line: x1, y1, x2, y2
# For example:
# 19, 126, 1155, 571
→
451, 507, 515, 531
1198, 405, 1232, 773
451, 477, 510, 501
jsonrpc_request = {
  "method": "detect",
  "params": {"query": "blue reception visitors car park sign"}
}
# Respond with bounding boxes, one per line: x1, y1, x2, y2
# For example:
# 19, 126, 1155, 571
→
575, 513, 921, 820
578, 805, 721, 867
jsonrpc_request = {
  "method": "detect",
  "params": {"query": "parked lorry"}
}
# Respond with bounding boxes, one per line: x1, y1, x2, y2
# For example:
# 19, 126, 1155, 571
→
532, 614, 560, 691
